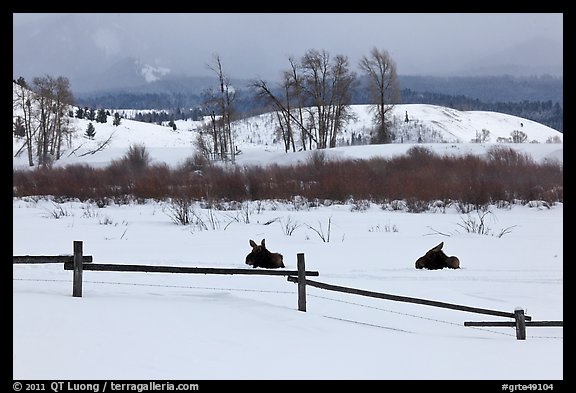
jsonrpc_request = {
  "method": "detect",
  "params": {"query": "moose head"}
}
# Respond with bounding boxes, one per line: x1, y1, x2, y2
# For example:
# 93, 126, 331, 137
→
415, 242, 460, 270
245, 239, 285, 269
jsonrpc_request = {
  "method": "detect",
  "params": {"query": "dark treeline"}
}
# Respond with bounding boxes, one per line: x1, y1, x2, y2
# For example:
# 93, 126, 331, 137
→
13, 146, 563, 209
397, 74, 563, 105
400, 89, 564, 132
74, 75, 563, 132
76, 89, 266, 123
75, 92, 199, 110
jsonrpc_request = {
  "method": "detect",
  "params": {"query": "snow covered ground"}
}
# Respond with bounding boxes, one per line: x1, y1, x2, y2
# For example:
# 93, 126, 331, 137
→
13, 197, 563, 380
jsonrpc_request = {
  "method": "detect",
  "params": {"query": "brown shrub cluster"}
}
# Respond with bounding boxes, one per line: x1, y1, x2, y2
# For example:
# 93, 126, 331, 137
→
13, 146, 563, 206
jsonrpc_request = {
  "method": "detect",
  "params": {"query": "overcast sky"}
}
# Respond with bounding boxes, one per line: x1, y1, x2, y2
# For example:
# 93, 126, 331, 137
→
13, 13, 563, 84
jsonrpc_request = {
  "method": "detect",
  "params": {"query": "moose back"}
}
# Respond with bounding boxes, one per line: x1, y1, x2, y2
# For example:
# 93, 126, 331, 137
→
415, 242, 460, 270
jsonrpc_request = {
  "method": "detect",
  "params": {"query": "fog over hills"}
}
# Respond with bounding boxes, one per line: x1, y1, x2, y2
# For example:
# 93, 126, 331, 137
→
13, 13, 563, 94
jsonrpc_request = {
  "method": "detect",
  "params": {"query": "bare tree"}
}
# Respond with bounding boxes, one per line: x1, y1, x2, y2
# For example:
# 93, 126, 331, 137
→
32, 75, 56, 166
13, 77, 35, 166
52, 76, 75, 160
253, 49, 355, 151
251, 77, 316, 151
200, 88, 222, 160
328, 54, 356, 148
359, 47, 401, 144
300, 49, 331, 149
286, 56, 310, 150
28, 75, 75, 167
299, 49, 356, 149
206, 54, 236, 163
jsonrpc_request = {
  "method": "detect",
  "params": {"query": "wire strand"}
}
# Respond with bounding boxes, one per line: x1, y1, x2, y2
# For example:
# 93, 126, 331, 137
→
14, 278, 562, 339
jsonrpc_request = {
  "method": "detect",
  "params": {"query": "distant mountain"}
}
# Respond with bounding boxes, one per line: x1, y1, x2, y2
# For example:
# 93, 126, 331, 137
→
397, 74, 563, 105
454, 37, 563, 78
12, 14, 151, 93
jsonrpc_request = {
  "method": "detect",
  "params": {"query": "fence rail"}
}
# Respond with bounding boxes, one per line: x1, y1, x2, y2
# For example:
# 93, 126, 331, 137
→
464, 318, 563, 340
464, 321, 563, 327
63, 262, 319, 277
56, 242, 319, 298
13, 255, 93, 264
286, 275, 531, 320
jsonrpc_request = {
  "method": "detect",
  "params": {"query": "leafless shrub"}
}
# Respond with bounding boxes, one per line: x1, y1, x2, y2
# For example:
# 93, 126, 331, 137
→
280, 215, 302, 236
192, 208, 221, 231
81, 206, 100, 219
123, 143, 151, 173
166, 197, 193, 225
307, 149, 327, 167
525, 200, 551, 209
457, 207, 516, 238
98, 215, 116, 225
405, 198, 429, 213
43, 203, 70, 219
12, 141, 562, 207
349, 198, 370, 212
182, 152, 211, 171
369, 223, 399, 233
383, 200, 407, 211
458, 209, 492, 235
221, 201, 252, 226
89, 197, 112, 208
511, 130, 528, 143
306, 216, 333, 242
290, 196, 312, 211
454, 201, 480, 214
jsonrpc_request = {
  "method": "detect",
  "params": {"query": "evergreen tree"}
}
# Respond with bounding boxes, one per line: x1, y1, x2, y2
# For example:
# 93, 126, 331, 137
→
85, 122, 96, 139
113, 112, 121, 126
13, 116, 25, 137
87, 108, 96, 121
96, 108, 107, 123
14, 76, 28, 88
76, 107, 84, 119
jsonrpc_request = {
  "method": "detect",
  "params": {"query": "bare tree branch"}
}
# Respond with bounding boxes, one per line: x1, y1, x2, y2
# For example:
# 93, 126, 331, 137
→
76, 132, 115, 157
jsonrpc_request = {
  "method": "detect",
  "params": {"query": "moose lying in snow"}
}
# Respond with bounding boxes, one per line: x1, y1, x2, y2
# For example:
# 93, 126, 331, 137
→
245, 239, 285, 269
415, 242, 460, 270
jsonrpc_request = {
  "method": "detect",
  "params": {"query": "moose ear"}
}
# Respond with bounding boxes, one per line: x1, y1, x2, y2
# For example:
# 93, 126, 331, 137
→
249, 240, 257, 247
432, 242, 444, 251
261, 239, 266, 247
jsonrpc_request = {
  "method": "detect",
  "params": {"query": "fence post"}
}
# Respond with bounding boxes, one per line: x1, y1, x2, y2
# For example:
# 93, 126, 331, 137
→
73, 241, 83, 298
297, 253, 306, 312
514, 308, 526, 340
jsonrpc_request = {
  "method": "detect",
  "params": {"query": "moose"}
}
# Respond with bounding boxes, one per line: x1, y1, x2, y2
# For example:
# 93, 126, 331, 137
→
415, 242, 460, 270
245, 239, 285, 269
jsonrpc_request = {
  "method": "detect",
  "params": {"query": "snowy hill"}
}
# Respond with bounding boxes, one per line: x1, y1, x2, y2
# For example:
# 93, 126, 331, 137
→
13, 87, 563, 170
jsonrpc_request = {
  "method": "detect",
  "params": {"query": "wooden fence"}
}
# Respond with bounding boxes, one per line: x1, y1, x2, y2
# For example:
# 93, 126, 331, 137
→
287, 255, 563, 340
14, 242, 562, 340
13, 241, 318, 300
464, 318, 563, 340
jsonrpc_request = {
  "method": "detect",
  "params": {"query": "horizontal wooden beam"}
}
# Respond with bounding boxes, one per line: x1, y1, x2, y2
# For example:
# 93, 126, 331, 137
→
13, 255, 93, 264
63, 262, 319, 277
465, 321, 563, 327
287, 276, 531, 320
